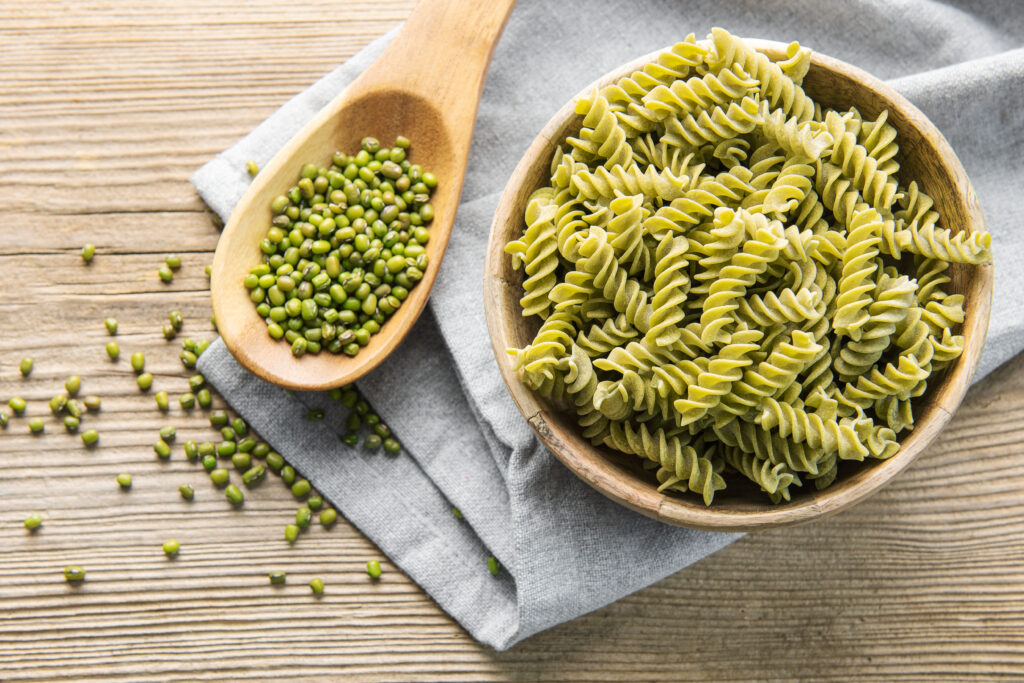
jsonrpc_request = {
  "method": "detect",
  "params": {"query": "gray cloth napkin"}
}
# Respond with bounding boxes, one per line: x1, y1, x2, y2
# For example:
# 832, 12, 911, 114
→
193, 0, 1024, 650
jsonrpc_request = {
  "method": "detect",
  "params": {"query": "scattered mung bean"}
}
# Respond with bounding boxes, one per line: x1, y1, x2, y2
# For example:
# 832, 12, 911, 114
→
242, 464, 265, 486
231, 452, 251, 471
320, 508, 338, 527
196, 388, 212, 408
64, 566, 86, 582
154, 440, 171, 459
291, 479, 311, 499
49, 394, 67, 415
225, 484, 244, 505
66, 400, 83, 419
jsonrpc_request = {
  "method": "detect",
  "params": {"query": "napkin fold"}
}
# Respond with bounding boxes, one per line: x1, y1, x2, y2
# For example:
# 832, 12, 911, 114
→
194, 0, 1024, 649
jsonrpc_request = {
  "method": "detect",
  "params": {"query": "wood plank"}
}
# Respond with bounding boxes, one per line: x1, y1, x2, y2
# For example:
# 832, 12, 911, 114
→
1, 0, 1022, 680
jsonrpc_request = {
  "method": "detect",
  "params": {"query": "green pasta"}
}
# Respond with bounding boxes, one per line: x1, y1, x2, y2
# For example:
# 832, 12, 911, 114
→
506, 28, 992, 505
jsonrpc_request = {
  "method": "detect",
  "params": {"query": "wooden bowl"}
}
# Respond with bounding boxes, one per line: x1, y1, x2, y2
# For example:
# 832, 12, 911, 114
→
483, 40, 994, 532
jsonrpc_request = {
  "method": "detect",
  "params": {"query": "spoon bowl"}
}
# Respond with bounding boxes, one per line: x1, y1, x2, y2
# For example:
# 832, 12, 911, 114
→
211, 0, 515, 390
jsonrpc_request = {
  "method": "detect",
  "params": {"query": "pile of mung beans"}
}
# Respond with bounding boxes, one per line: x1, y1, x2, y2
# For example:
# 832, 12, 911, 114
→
245, 136, 436, 357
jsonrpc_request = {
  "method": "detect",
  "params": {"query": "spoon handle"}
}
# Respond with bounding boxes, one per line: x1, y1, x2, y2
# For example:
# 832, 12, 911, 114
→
351, 0, 517, 118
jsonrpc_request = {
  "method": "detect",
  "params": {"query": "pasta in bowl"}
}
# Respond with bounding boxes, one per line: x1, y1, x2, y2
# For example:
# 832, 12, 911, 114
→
483, 29, 993, 531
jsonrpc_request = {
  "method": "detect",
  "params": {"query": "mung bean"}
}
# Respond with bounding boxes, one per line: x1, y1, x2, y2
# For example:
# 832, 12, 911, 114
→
196, 388, 212, 409
49, 394, 67, 415
320, 508, 338, 527
64, 566, 86, 582
291, 479, 311, 499
225, 484, 244, 505
209, 468, 229, 486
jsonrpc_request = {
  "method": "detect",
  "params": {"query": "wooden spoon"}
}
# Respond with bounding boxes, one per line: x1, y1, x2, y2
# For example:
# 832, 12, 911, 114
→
211, 0, 517, 390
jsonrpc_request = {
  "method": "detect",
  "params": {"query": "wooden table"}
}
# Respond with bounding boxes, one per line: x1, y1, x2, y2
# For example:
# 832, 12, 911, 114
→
2, 2, 1022, 680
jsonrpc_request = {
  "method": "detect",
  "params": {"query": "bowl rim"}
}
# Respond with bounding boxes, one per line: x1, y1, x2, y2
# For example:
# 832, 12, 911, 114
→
482, 38, 994, 532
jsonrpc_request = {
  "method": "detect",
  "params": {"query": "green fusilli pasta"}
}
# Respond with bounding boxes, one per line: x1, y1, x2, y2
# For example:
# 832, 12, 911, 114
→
506, 28, 992, 505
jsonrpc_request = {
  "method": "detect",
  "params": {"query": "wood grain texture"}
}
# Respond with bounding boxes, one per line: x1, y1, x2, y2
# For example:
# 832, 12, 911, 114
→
483, 40, 993, 532
0, 2, 1022, 680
